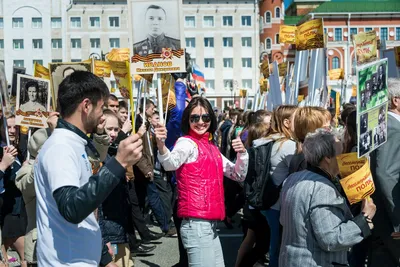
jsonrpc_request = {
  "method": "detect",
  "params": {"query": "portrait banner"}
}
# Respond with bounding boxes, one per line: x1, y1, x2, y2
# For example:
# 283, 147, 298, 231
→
128, 0, 186, 74
337, 153, 375, 205
357, 102, 388, 158
16, 74, 51, 128
357, 58, 388, 114
0, 64, 11, 116
34, 62, 50, 80
109, 60, 132, 99
279, 25, 297, 44
49, 62, 92, 109
353, 31, 377, 65
295, 18, 324, 51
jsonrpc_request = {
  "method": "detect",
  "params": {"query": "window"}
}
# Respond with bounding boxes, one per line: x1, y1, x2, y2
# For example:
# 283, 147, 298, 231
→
223, 100, 234, 109
396, 27, 400, 41
332, 57, 340, 69
365, 27, 373, 32
266, 38, 272, 49
335, 28, 342, 41
204, 58, 215, 68
242, 37, 252, 47
204, 37, 214, 48
0, 40, 3, 49
70, 17, 81, 28
242, 79, 252, 89
380, 28, 388, 41
276, 34, 280, 44
52, 39, 62, 49
90, 17, 100, 28
223, 37, 233, 47
223, 16, 233, 26
110, 38, 120, 48
203, 16, 214, 27
0, 18, 3, 28
91, 38, 100, 48
350, 28, 358, 36
52, 59, 62, 63
205, 80, 215, 90
33, 60, 43, 66
223, 58, 233, 68
32, 18, 42, 28
12, 18, 23, 28
71, 38, 81, 48
14, 60, 24, 67
109, 17, 120, 28
13, 39, 24, 49
51, 17, 62, 28
185, 38, 195, 48
275, 7, 281, 18
71, 59, 81, 63
242, 58, 252, 68
33, 39, 43, 49
241, 16, 251, 26
185, 16, 195, 28
265, 12, 271, 23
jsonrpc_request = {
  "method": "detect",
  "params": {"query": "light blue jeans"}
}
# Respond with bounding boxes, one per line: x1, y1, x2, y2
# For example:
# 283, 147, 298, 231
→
261, 209, 281, 267
180, 218, 225, 267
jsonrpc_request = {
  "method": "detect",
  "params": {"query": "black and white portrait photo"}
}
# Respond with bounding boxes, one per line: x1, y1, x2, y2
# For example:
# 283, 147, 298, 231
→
359, 131, 372, 157
49, 62, 91, 108
360, 112, 368, 135
131, 1, 181, 56
16, 74, 51, 128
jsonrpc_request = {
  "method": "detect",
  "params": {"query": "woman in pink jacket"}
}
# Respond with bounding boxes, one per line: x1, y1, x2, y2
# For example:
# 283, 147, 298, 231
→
155, 97, 248, 266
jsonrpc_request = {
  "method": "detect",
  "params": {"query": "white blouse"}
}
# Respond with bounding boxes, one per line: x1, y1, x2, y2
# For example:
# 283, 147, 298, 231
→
158, 137, 249, 182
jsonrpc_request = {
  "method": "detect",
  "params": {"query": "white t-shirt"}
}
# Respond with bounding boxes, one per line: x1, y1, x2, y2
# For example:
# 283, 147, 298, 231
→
34, 129, 101, 266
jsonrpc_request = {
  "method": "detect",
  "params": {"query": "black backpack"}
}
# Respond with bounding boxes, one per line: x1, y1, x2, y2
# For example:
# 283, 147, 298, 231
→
244, 141, 282, 210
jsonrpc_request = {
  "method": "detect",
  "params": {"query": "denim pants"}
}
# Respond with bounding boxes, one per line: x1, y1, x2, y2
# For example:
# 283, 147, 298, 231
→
180, 218, 225, 267
146, 181, 169, 232
261, 209, 281, 267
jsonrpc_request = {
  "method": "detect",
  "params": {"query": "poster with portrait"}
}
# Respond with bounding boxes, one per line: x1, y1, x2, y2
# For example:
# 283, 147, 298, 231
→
15, 74, 51, 128
128, 0, 186, 74
357, 59, 388, 114
49, 62, 92, 109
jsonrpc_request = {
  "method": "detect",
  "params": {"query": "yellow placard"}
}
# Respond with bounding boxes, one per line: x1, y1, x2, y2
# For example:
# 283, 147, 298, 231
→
335, 91, 340, 127
279, 25, 297, 44
34, 62, 50, 80
109, 60, 132, 99
352, 85, 357, 97
353, 31, 377, 65
328, 68, 344, 80
107, 48, 130, 62
160, 73, 176, 111
260, 60, 270, 78
260, 78, 268, 93
295, 18, 324, 51
239, 89, 247, 98
394, 46, 400, 67
337, 153, 375, 205
94, 61, 111, 78
278, 62, 288, 77
297, 95, 304, 102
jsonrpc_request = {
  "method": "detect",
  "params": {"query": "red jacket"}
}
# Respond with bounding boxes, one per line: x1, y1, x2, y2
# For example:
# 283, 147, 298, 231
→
176, 132, 225, 221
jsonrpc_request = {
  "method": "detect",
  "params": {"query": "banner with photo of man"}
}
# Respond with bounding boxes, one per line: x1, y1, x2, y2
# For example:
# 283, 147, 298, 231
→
16, 74, 51, 128
49, 62, 92, 109
128, 0, 186, 74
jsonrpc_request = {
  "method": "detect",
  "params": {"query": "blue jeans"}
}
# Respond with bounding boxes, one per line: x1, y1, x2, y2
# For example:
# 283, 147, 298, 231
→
147, 181, 169, 232
261, 209, 280, 267
180, 219, 225, 267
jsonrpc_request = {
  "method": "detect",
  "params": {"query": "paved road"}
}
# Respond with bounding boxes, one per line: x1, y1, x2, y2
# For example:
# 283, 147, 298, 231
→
135, 219, 244, 267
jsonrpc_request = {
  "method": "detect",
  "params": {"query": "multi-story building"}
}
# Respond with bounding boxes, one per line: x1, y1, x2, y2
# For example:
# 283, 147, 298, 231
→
0, 0, 260, 109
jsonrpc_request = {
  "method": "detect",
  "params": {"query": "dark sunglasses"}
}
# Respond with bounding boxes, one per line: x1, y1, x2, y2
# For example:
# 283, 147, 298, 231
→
190, 114, 211, 123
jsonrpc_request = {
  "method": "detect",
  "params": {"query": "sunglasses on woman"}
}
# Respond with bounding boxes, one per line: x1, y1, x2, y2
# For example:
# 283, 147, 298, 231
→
190, 114, 211, 123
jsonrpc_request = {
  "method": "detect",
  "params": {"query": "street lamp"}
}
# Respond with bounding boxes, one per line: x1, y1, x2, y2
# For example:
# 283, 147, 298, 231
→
89, 51, 109, 61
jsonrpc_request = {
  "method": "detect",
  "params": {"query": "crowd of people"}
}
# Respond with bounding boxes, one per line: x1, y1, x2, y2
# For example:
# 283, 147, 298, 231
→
0, 71, 397, 267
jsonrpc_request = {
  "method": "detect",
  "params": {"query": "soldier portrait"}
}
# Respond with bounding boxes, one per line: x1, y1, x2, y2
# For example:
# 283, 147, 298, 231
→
132, 2, 181, 56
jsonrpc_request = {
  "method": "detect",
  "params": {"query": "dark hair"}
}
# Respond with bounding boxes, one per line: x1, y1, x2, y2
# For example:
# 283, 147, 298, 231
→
108, 94, 118, 102
118, 100, 128, 110
58, 71, 109, 118
340, 104, 356, 127
255, 110, 272, 123
146, 5, 166, 17
63, 67, 75, 77
229, 109, 240, 120
244, 111, 256, 129
181, 97, 217, 136
139, 98, 155, 112
25, 80, 39, 91
153, 111, 159, 116
343, 110, 357, 153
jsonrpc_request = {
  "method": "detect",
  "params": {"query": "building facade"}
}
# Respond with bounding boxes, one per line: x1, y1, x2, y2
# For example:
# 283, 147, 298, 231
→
0, 0, 260, 109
